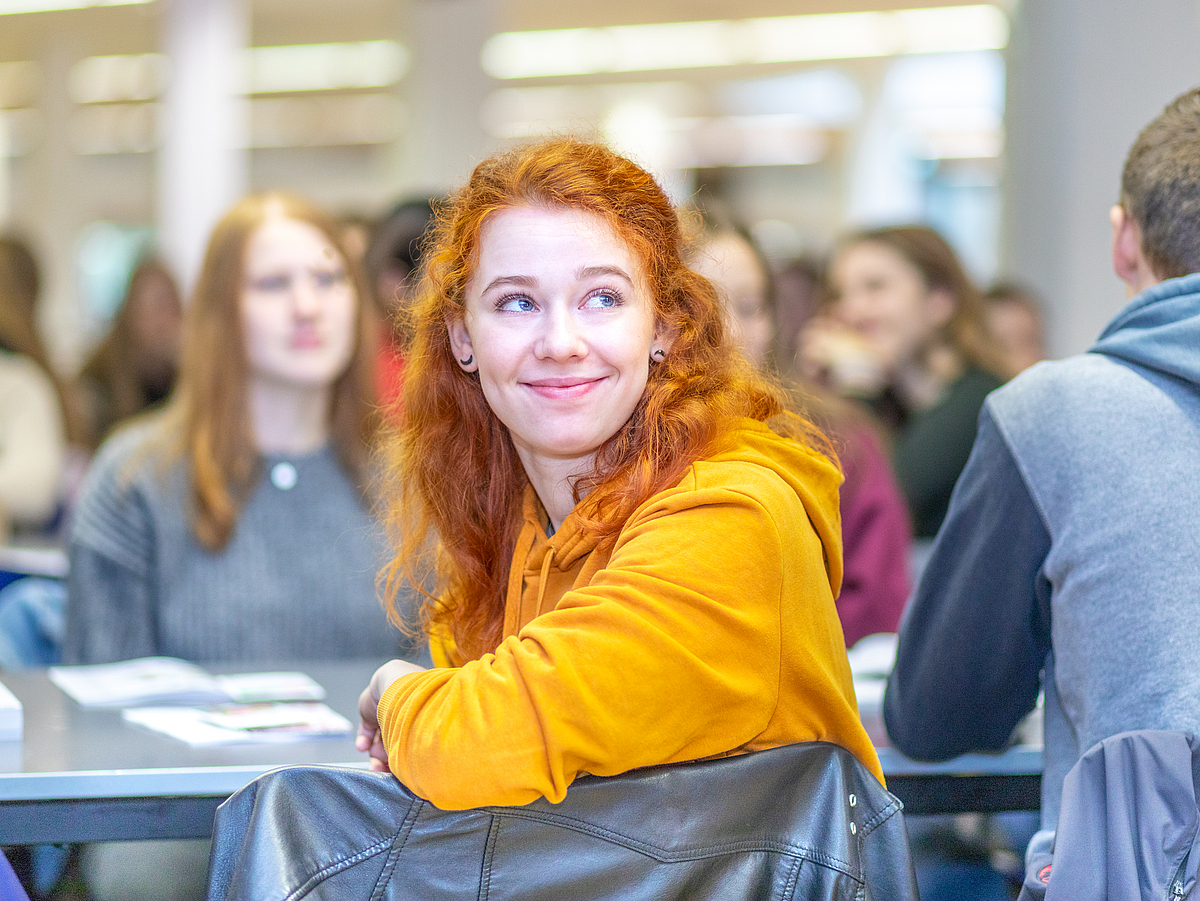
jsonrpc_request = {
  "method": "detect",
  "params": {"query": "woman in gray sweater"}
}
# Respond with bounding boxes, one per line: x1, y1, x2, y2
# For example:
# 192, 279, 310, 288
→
64, 193, 416, 666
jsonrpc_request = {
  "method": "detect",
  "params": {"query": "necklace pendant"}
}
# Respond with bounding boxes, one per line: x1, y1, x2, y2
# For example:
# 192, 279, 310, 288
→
270, 461, 298, 490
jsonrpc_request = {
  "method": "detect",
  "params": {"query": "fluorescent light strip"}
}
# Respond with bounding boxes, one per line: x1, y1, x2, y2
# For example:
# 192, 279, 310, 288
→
0, 0, 150, 14
69, 42, 409, 103
482, 5, 1007, 79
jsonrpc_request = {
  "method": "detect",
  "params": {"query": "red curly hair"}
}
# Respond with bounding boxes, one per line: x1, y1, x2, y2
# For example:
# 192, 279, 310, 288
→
381, 138, 831, 659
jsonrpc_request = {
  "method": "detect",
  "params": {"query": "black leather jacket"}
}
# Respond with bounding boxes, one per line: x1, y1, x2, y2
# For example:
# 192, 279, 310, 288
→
207, 742, 918, 900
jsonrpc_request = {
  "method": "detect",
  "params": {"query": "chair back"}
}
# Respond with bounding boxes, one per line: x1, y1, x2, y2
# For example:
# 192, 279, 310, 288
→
207, 741, 917, 901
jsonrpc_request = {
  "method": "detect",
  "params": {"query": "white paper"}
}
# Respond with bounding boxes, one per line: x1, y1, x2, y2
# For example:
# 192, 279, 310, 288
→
49, 657, 325, 708
0, 680, 22, 741
122, 702, 353, 746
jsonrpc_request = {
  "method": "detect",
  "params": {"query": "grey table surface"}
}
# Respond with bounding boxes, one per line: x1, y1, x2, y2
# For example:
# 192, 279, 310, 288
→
0, 660, 1044, 844
0, 658, 385, 844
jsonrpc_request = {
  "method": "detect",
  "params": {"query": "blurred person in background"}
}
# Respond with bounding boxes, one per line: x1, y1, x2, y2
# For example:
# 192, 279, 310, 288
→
65, 192, 416, 666
61, 192, 423, 901
691, 222, 911, 647
772, 255, 827, 370
77, 255, 183, 451
801, 225, 1004, 540
0, 236, 74, 539
982, 280, 1049, 378
363, 198, 437, 414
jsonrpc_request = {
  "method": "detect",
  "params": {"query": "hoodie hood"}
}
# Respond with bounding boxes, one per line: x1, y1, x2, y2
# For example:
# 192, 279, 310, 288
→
1090, 272, 1200, 387
518, 417, 844, 593
705, 417, 845, 595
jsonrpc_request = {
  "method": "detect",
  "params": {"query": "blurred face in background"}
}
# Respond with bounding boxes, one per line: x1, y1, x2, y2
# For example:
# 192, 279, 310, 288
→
692, 233, 773, 369
240, 215, 357, 392
984, 298, 1046, 377
127, 266, 183, 378
828, 239, 953, 375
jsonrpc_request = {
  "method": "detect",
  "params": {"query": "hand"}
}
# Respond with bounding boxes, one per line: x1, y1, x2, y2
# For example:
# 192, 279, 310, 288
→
797, 318, 886, 396
355, 659, 427, 772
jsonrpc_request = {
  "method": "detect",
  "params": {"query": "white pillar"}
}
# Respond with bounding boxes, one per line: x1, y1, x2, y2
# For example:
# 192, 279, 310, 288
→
1002, 0, 1200, 356
392, 0, 498, 197
157, 0, 249, 295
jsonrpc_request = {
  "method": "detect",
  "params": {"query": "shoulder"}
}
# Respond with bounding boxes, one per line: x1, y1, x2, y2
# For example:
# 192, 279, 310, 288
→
987, 354, 1124, 432
0, 352, 57, 404
635, 418, 839, 537
71, 415, 181, 555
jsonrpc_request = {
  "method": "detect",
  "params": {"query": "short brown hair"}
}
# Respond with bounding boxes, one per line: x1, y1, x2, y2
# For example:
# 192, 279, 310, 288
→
1121, 87, 1200, 280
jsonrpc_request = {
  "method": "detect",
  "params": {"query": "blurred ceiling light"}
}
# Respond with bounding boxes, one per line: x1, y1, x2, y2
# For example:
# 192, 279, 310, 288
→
249, 94, 403, 147
69, 41, 408, 104
677, 114, 829, 168
482, 5, 1007, 79
70, 54, 165, 104
0, 0, 150, 13
247, 41, 408, 94
0, 61, 39, 108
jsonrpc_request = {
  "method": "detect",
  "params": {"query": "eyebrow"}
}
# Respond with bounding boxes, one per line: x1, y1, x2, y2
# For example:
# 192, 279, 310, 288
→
479, 266, 634, 295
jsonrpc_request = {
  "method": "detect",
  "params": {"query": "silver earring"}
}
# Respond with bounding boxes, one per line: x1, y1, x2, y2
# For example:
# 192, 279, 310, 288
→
459, 354, 473, 366
651, 348, 665, 361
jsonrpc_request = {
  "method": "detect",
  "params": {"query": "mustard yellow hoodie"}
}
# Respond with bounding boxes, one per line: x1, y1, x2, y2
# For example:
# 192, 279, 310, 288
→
378, 418, 883, 809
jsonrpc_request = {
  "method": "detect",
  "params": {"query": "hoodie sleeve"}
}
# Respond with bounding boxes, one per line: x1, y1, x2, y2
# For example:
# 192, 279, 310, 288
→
375, 461, 872, 809
884, 403, 1052, 760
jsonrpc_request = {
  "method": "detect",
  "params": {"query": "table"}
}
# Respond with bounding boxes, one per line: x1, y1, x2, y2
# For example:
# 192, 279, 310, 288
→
0, 661, 1043, 845
0, 659, 384, 845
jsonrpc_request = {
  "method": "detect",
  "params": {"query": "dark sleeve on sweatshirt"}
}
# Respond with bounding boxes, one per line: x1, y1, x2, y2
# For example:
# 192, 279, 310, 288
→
883, 403, 1052, 760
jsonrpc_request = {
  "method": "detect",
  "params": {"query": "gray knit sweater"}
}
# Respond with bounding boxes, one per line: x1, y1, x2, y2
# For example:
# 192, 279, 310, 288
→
64, 420, 418, 665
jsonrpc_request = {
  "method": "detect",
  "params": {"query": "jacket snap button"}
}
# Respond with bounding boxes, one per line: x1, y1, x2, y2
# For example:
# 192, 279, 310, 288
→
850, 822, 857, 835
848, 794, 857, 807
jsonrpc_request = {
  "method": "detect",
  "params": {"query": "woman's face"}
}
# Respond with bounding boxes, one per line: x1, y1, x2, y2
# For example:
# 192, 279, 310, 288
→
241, 215, 357, 391
692, 233, 773, 368
829, 240, 952, 373
449, 205, 662, 477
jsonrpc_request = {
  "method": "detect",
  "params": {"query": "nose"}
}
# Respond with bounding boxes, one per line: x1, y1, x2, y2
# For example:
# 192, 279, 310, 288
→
535, 305, 587, 361
291, 273, 323, 320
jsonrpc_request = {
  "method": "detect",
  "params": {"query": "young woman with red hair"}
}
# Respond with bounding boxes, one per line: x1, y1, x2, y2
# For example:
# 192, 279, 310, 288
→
356, 139, 882, 810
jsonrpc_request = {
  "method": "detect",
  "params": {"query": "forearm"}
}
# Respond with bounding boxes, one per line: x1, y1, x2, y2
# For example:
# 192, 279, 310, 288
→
884, 406, 1051, 759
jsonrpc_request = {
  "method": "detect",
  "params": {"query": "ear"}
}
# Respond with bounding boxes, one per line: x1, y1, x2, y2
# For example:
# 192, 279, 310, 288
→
446, 316, 478, 371
653, 319, 679, 356
926, 287, 956, 329
1110, 204, 1147, 294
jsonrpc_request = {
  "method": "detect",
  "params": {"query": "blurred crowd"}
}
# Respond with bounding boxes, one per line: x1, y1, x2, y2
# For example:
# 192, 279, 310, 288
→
0, 194, 1048, 629
0, 187, 1046, 901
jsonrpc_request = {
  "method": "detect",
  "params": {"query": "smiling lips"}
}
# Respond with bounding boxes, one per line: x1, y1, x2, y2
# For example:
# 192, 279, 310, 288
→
523, 376, 607, 399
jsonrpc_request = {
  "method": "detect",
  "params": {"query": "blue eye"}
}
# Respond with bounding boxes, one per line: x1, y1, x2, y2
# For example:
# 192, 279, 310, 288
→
497, 294, 536, 312
312, 268, 346, 289
584, 289, 621, 309
251, 274, 291, 292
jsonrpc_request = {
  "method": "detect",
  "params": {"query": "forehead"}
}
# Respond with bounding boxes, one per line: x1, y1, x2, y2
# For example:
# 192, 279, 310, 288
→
472, 205, 642, 276
835, 240, 920, 282
246, 215, 337, 264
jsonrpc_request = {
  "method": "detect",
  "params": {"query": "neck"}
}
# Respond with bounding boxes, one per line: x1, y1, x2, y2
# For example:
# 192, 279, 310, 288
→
894, 344, 964, 412
248, 377, 332, 456
516, 449, 593, 532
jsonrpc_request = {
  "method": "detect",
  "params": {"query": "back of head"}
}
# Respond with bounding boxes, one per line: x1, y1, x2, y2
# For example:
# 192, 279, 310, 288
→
1121, 87, 1200, 280
365, 198, 438, 319
0, 235, 46, 359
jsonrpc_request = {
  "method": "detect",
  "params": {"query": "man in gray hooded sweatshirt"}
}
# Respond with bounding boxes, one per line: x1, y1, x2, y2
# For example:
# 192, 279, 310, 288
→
884, 87, 1200, 854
